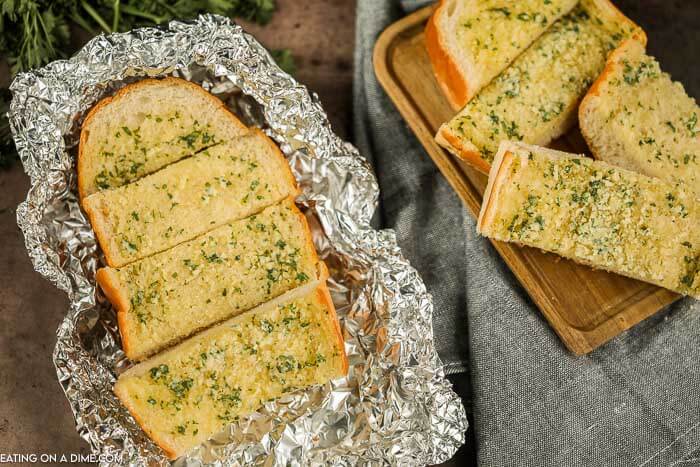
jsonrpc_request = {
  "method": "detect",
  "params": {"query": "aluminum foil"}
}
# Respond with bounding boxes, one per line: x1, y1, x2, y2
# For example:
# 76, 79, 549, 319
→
9, 15, 467, 466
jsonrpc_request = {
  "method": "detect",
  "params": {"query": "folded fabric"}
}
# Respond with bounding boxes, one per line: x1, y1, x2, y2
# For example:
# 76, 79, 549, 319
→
353, 0, 700, 465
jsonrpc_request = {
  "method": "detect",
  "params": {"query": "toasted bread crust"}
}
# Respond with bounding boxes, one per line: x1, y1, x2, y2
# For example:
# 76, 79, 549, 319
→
425, 1, 470, 110
477, 147, 515, 233
78, 77, 247, 200
252, 127, 301, 198
95, 268, 134, 357
436, 125, 491, 174
82, 195, 123, 268
113, 380, 179, 459
578, 38, 645, 159
315, 281, 349, 375
100, 197, 320, 362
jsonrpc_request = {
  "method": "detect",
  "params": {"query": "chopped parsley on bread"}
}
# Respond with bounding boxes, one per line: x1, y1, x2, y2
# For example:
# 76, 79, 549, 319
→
97, 198, 322, 361
78, 77, 248, 198
436, 0, 645, 174
479, 142, 699, 298
114, 282, 348, 460
83, 129, 298, 268
426, 0, 579, 109
580, 39, 699, 194
82, 78, 348, 460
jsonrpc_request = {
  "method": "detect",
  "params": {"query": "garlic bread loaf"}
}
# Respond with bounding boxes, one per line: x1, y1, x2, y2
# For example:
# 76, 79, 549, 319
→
436, 0, 645, 174
580, 39, 699, 194
479, 142, 699, 298
78, 77, 247, 198
97, 198, 322, 361
426, 0, 578, 109
114, 282, 348, 460
83, 129, 298, 267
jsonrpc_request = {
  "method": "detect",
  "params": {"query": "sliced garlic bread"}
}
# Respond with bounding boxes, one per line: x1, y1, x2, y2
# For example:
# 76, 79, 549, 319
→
114, 282, 348, 460
580, 39, 699, 194
78, 77, 247, 198
83, 129, 298, 267
479, 142, 699, 298
97, 198, 322, 361
437, 0, 645, 174
426, 0, 578, 109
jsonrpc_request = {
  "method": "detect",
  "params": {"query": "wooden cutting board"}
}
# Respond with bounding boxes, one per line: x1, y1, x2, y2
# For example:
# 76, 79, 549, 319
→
373, 5, 680, 355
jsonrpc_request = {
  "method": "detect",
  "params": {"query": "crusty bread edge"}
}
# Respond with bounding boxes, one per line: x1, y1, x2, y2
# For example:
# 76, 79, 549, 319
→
111, 197, 320, 361
424, 0, 470, 110
113, 379, 180, 459
590, 0, 648, 47
477, 142, 516, 234
78, 76, 248, 200
82, 194, 125, 268
251, 127, 301, 198
113, 276, 338, 460
477, 142, 698, 299
578, 38, 645, 161
435, 123, 492, 174
314, 279, 350, 376
95, 267, 135, 359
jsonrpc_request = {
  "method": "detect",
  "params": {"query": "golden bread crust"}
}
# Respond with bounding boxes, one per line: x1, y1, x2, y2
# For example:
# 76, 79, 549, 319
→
95, 268, 134, 358
113, 380, 180, 459
578, 38, 645, 160
424, 1, 470, 110
315, 281, 349, 375
78, 76, 247, 200
436, 125, 491, 174
82, 195, 123, 267
251, 127, 301, 198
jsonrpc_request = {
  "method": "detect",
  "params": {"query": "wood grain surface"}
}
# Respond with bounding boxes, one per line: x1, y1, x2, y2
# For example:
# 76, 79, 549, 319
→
373, 5, 681, 356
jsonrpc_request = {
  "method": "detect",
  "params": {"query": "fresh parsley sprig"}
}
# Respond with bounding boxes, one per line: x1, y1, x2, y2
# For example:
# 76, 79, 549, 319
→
0, 0, 293, 169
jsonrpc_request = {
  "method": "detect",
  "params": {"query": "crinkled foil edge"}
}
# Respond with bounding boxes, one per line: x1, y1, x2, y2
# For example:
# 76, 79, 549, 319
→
9, 15, 467, 466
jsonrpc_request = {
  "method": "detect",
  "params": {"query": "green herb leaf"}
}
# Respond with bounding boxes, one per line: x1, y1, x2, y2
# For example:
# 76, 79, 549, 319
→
0, 0, 281, 169
271, 48, 295, 75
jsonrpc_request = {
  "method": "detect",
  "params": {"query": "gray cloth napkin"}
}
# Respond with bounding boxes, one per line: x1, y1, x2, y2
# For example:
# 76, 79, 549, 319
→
353, 0, 700, 465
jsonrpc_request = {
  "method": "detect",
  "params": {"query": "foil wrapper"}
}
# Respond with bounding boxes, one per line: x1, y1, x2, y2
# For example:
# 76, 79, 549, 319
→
9, 15, 467, 466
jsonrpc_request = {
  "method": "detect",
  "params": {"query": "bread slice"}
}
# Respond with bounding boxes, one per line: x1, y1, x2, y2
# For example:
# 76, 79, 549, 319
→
114, 281, 348, 460
579, 39, 699, 195
97, 198, 323, 361
425, 0, 578, 109
478, 141, 699, 299
436, 0, 645, 174
78, 77, 247, 198
83, 129, 298, 268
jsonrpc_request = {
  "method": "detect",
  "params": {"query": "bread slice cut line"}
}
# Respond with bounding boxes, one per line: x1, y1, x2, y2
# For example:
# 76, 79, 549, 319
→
478, 141, 699, 299
113, 280, 348, 460
425, 0, 579, 109
78, 77, 248, 199
579, 38, 700, 196
435, 0, 646, 174
97, 198, 323, 361
82, 128, 299, 268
